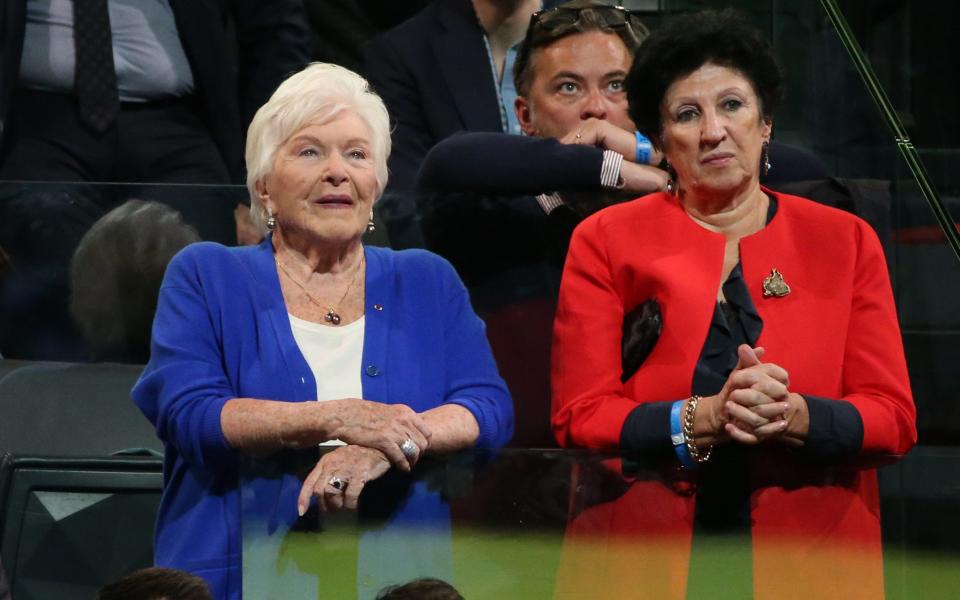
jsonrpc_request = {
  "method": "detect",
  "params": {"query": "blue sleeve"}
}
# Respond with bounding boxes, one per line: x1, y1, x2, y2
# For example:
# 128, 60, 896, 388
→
417, 132, 606, 195
131, 247, 237, 472
436, 259, 514, 448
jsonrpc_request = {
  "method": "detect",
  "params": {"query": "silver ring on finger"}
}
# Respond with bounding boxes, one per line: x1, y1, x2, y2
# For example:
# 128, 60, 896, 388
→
400, 438, 419, 459
328, 476, 347, 491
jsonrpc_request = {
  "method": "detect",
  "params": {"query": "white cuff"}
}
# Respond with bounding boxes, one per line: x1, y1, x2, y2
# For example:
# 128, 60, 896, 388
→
600, 150, 623, 189
536, 192, 565, 215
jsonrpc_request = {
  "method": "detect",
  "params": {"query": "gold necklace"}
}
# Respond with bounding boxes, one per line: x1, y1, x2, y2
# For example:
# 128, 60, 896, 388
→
275, 255, 365, 325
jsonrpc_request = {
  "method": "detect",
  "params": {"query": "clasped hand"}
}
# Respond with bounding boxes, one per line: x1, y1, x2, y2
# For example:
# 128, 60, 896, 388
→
710, 344, 801, 445
297, 399, 431, 515
297, 444, 390, 515
323, 398, 431, 471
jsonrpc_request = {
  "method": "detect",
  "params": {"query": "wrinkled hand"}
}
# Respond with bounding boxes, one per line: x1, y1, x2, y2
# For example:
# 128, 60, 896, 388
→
718, 345, 793, 444
297, 445, 390, 515
324, 399, 431, 471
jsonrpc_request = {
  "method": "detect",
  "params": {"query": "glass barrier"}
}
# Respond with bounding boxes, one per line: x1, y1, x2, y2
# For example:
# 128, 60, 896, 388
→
1, 1, 954, 436
0, 0, 958, 597
0, 181, 242, 362
240, 446, 960, 599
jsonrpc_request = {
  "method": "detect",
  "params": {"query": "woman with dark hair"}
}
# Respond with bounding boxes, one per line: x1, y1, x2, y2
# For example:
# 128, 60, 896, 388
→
551, 9, 915, 598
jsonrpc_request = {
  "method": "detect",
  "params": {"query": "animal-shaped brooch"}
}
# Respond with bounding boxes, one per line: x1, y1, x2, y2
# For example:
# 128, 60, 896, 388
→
762, 268, 791, 298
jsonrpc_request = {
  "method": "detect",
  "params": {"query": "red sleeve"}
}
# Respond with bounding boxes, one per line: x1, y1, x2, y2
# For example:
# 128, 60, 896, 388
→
842, 220, 917, 454
551, 217, 638, 448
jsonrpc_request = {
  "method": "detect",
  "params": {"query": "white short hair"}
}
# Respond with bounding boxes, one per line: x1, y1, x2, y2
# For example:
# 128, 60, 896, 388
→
245, 63, 391, 231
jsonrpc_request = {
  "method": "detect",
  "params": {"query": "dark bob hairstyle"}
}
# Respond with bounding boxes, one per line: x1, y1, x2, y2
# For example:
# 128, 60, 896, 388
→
625, 8, 784, 146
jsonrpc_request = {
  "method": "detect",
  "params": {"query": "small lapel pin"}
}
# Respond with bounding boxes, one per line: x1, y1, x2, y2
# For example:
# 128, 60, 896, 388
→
762, 268, 791, 298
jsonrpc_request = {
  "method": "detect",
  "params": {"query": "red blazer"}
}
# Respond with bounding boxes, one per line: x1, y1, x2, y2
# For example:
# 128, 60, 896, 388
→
551, 190, 917, 599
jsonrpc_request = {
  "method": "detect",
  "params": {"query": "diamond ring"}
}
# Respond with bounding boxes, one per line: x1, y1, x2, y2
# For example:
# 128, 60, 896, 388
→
400, 439, 419, 459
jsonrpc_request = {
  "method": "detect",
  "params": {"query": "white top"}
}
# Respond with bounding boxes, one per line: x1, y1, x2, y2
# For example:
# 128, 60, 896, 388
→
289, 314, 365, 446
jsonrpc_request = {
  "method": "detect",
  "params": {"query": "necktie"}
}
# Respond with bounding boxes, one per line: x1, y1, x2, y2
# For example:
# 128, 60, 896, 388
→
73, 0, 119, 133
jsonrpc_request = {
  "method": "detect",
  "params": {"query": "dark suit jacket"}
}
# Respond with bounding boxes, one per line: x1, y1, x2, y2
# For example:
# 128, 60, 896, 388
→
363, 0, 503, 190
0, 0, 308, 182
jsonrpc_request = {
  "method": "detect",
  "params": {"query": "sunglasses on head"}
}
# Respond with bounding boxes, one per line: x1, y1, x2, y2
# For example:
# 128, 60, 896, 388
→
527, 3, 647, 37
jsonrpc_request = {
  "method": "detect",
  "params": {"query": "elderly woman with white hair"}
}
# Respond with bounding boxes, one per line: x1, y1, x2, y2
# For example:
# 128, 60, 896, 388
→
133, 63, 513, 600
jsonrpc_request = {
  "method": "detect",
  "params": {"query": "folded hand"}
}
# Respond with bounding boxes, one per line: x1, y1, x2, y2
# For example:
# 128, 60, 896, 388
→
323, 399, 431, 471
297, 445, 390, 515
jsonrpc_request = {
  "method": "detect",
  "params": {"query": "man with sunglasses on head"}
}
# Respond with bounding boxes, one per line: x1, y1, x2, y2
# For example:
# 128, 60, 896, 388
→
364, 0, 670, 204
418, 0, 669, 225
418, 0, 829, 228
367, 0, 650, 447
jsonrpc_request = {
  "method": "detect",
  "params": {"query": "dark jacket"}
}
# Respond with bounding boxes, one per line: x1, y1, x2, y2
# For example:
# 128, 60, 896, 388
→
363, 0, 503, 190
0, 0, 309, 182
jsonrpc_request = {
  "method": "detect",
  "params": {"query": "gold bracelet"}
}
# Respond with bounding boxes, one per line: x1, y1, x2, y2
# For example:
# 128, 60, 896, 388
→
682, 395, 713, 463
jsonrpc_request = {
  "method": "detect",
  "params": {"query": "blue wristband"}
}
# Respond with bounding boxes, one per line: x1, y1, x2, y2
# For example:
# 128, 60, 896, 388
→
670, 400, 696, 469
635, 131, 652, 165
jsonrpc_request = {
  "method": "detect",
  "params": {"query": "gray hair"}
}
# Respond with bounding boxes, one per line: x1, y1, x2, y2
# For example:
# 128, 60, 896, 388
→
245, 63, 391, 232
70, 199, 200, 362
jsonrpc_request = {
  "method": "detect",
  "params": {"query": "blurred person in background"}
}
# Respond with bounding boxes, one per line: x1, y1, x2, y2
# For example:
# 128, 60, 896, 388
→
96, 567, 213, 600
364, 0, 543, 192
0, 1, 309, 363
376, 577, 465, 600
0, 1, 310, 251
70, 199, 200, 363
0, 0, 308, 185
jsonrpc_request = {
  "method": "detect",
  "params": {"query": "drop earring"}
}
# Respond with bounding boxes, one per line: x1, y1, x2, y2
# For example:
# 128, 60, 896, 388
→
664, 160, 676, 194
761, 141, 772, 177
266, 208, 276, 231
367, 210, 375, 232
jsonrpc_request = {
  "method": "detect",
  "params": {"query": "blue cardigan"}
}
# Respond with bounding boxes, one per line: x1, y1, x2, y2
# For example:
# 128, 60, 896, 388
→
132, 238, 513, 600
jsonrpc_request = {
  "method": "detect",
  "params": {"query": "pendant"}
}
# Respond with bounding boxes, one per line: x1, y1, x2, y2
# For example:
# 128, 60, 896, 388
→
324, 310, 342, 325
762, 268, 791, 298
